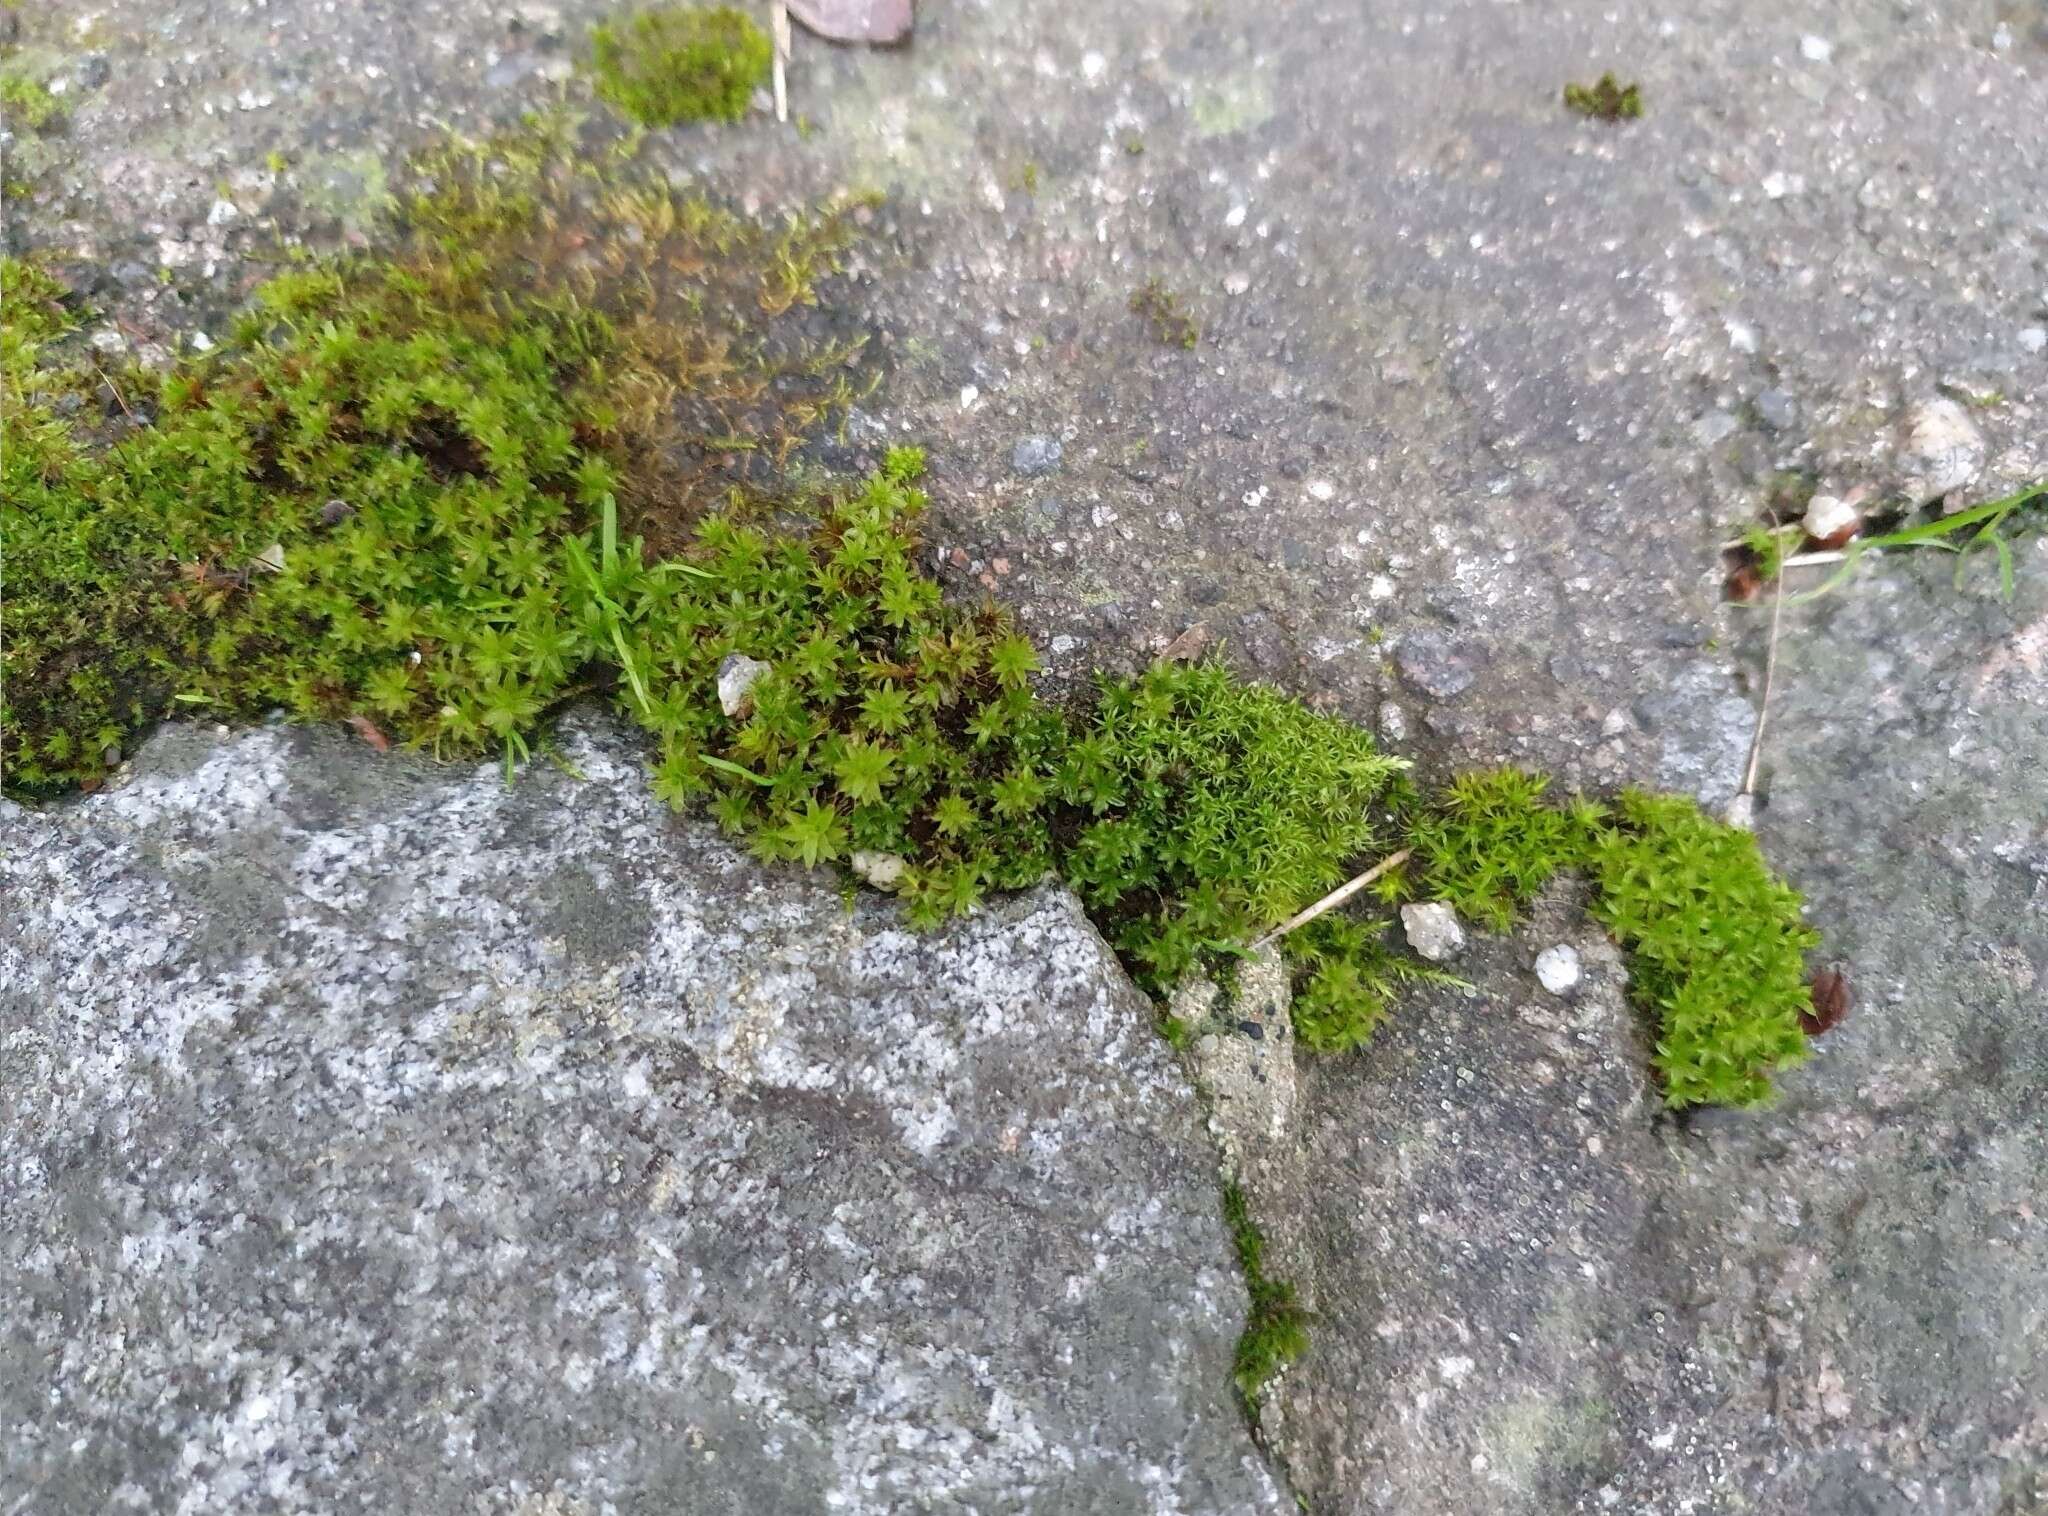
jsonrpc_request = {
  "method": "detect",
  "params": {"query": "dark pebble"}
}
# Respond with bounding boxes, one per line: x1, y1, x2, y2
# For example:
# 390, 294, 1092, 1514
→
1010, 435, 1063, 478
1395, 628, 1486, 700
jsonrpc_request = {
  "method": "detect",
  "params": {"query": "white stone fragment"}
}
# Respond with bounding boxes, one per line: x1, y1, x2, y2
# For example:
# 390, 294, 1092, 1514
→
1535, 945, 1581, 996
1400, 902, 1466, 963
717, 653, 771, 718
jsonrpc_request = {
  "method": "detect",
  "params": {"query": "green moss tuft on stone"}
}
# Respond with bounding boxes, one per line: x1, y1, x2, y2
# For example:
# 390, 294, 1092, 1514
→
1588, 790, 1818, 1108
0, 67, 62, 131
1408, 767, 1600, 932
1129, 278, 1200, 348
586, 5, 771, 127
1221, 1181, 1310, 1404
1563, 71, 1643, 122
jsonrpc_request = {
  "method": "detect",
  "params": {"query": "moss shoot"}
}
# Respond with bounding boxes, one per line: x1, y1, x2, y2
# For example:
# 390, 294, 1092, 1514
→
1563, 72, 1644, 122
1129, 278, 1200, 349
1222, 1181, 1311, 1405
586, 5, 771, 127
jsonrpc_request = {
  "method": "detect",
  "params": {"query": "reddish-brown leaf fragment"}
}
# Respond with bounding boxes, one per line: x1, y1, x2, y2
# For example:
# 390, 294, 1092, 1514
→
784, 0, 913, 45
346, 715, 392, 752
1156, 622, 1211, 665
1800, 968, 1852, 1035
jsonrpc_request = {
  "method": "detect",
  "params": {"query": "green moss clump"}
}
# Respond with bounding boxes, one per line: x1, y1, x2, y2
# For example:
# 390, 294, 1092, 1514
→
605, 449, 1067, 929
1221, 1181, 1310, 1404
1395, 767, 1817, 1108
1287, 913, 1463, 1054
1055, 660, 1408, 991
2, 252, 619, 792
1129, 278, 1199, 349
586, 5, 771, 127
1563, 72, 1643, 122
2, 125, 868, 795
1, 67, 61, 131
1588, 790, 1817, 1108
1408, 767, 1599, 932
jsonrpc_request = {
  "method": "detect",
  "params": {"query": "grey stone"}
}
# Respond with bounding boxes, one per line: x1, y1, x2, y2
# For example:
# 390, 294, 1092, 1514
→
1694, 410, 1740, 446
1634, 661, 1755, 808
0, 716, 1285, 1516
1894, 396, 1985, 506
1394, 629, 1484, 701
1801, 492, 1859, 543
1754, 387, 1798, 430
1400, 901, 1467, 963
1010, 434, 1063, 477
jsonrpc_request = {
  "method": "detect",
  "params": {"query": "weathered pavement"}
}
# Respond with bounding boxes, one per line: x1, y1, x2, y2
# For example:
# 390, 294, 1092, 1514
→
6, 0, 2047, 1510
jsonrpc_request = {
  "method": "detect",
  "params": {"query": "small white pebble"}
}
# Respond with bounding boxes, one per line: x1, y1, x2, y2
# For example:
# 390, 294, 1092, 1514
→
1224, 204, 1247, 229
2019, 327, 2046, 355
1802, 493, 1860, 543
1799, 34, 1833, 63
1401, 902, 1466, 963
1306, 480, 1335, 502
1535, 945, 1581, 996
958, 384, 979, 410
849, 850, 906, 889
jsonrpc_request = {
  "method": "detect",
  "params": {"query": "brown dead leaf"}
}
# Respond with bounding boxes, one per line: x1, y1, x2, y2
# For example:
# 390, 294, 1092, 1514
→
784, 0, 913, 45
345, 715, 392, 752
1800, 968, 1852, 1036
1155, 622, 1211, 664
1724, 563, 1764, 603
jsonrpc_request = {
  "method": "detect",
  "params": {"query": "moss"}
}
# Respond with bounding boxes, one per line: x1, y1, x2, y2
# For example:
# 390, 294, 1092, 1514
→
1407, 767, 1600, 932
0, 66, 61, 131
1563, 72, 1643, 122
1130, 278, 1200, 348
1221, 1181, 1310, 1405
1, 121, 870, 796
1287, 913, 1463, 1054
1395, 766, 1819, 1110
1055, 660, 1407, 992
1588, 790, 1817, 1108
586, 5, 771, 127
